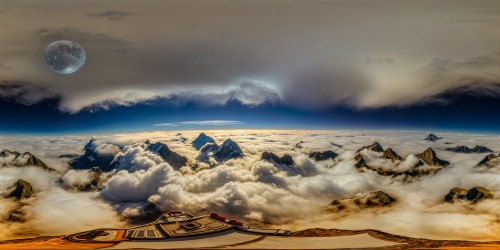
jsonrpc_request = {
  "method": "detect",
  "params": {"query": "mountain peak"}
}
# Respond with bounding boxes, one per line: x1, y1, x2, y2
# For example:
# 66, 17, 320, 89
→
416, 148, 449, 166
0, 149, 19, 157
476, 153, 499, 167
356, 141, 384, 153
84, 138, 97, 151
262, 151, 295, 165
446, 145, 493, 154
214, 139, 244, 162
369, 142, 384, 152
424, 133, 442, 142
147, 142, 187, 169
445, 186, 493, 203
0, 150, 54, 171
354, 153, 368, 169
192, 133, 216, 150
471, 145, 493, 153
196, 139, 244, 165
382, 148, 403, 161
328, 191, 396, 212
70, 140, 117, 172
309, 150, 337, 161
7, 179, 34, 200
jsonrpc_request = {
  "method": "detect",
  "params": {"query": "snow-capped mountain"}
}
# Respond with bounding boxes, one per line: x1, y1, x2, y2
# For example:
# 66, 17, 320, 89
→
192, 132, 216, 150
195, 138, 244, 165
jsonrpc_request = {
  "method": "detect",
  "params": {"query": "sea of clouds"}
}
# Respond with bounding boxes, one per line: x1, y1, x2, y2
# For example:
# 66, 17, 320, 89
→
0, 130, 499, 241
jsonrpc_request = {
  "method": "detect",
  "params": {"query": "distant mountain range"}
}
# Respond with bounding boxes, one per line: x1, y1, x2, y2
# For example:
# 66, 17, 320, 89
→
0, 150, 55, 171
327, 191, 396, 212
69, 139, 188, 171
0, 131, 498, 236
445, 145, 493, 153
354, 142, 449, 177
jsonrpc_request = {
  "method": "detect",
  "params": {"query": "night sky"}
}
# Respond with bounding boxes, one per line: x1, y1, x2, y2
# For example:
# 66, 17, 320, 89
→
1, 92, 498, 134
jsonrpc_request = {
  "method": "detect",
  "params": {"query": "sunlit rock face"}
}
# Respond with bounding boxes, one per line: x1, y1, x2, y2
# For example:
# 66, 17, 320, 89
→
445, 186, 494, 203
476, 154, 500, 168
382, 148, 403, 161
356, 142, 384, 153
415, 148, 449, 166
444, 188, 468, 203
327, 191, 396, 212
0, 150, 54, 171
4, 179, 35, 222
6, 179, 34, 200
354, 145, 449, 178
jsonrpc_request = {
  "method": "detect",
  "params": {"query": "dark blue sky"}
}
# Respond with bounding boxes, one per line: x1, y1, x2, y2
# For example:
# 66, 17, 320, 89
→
1, 93, 499, 135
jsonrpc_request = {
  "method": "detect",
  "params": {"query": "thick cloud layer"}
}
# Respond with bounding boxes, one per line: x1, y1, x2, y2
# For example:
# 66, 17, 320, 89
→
0, 167, 123, 239
1, 130, 498, 241
1, 1, 500, 112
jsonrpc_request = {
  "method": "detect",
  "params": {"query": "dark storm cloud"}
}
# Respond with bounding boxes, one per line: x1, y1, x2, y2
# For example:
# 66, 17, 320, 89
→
350, 52, 500, 108
0, 81, 57, 105
87, 10, 131, 21
1, 0, 500, 112
433, 83, 500, 105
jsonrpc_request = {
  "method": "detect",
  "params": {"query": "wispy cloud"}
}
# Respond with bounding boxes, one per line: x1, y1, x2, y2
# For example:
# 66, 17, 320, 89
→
154, 120, 244, 127
87, 10, 131, 21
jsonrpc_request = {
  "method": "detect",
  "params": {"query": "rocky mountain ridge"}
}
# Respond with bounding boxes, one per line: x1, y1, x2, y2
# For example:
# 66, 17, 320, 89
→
0, 150, 54, 171
445, 186, 494, 203
425, 133, 442, 142
445, 145, 493, 153
327, 191, 396, 212
196, 138, 244, 165
354, 143, 449, 177
192, 133, 216, 150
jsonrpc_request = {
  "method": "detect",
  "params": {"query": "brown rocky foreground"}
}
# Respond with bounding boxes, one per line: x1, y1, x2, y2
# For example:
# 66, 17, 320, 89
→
0, 236, 113, 249
293, 228, 500, 249
0, 228, 498, 249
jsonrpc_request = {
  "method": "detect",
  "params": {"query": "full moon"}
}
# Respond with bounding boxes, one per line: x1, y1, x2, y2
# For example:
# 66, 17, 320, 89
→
44, 40, 86, 74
